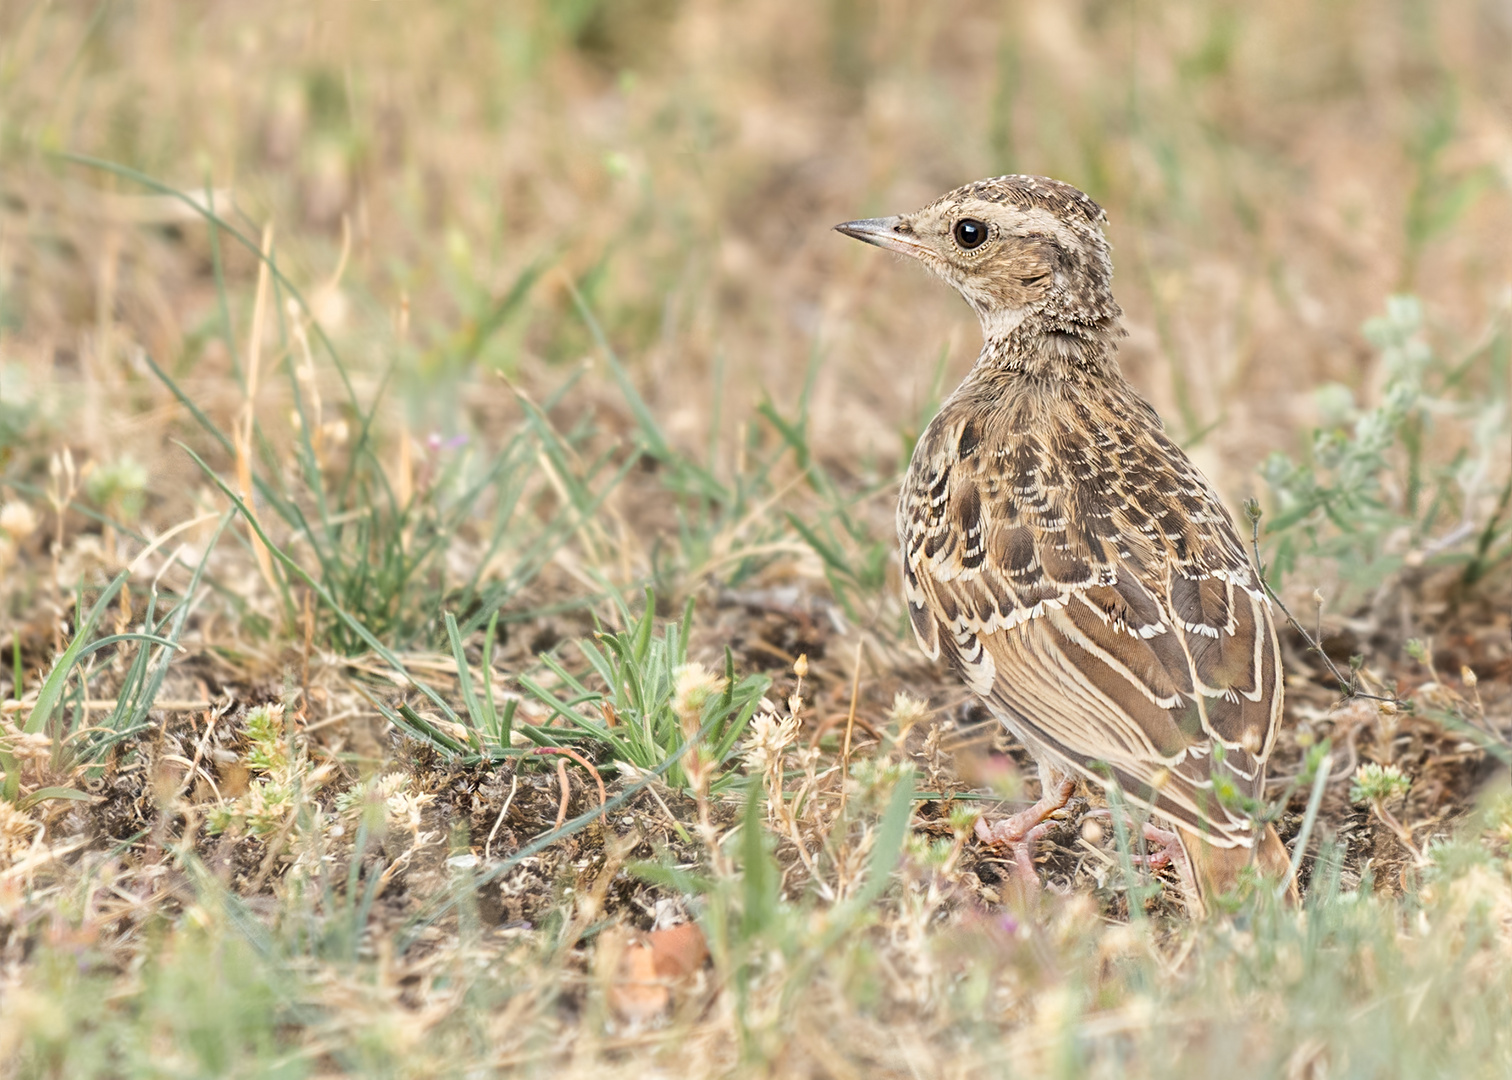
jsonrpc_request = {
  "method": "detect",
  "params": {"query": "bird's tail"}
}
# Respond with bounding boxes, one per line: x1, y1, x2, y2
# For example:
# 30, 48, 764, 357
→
1175, 823, 1297, 917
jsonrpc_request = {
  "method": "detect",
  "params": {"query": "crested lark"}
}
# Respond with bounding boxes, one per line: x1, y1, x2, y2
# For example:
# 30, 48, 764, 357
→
837, 176, 1295, 914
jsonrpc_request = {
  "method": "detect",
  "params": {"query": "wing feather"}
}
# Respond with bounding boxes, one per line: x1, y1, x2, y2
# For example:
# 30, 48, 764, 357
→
900, 387, 1282, 847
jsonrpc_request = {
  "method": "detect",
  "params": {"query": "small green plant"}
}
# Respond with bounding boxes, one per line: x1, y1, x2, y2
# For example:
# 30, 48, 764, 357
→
84, 456, 148, 524
1349, 761, 1412, 807
0, 362, 41, 463
1261, 295, 1510, 596
1401, 638, 1510, 766
1, 537, 218, 810
1350, 760, 1422, 862
206, 703, 334, 839
519, 589, 770, 792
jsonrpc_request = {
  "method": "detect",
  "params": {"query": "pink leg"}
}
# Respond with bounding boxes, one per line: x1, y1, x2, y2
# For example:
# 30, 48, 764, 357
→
974, 777, 1076, 883
1086, 811, 1192, 877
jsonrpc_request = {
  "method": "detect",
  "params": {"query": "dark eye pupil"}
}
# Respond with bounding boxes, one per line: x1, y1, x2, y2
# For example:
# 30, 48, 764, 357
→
954, 219, 987, 249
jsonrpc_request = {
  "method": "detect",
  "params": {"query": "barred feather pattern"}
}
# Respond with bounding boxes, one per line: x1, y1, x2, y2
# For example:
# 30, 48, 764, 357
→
900, 361, 1283, 850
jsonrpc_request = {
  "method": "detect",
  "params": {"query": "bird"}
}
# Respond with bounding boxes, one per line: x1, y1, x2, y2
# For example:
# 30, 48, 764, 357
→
835, 175, 1295, 915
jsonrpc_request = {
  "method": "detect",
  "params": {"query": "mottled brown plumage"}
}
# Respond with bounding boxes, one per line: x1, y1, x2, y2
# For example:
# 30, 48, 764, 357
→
837, 176, 1294, 913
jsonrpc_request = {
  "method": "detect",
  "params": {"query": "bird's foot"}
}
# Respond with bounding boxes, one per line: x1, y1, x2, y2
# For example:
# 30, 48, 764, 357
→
973, 778, 1076, 884
1085, 811, 1190, 874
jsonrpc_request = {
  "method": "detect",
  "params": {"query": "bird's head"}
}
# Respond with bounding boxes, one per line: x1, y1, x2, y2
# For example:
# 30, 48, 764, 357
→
835, 175, 1121, 341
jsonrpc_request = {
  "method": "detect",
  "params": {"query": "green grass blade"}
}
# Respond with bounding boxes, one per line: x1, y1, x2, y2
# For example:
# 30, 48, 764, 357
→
445, 612, 485, 752
397, 695, 751, 951
1286, 747, 1334, 902
480, 611, 500, 741
176, 442, 460, 727
18, 786, 100, 811
24, 569, 130, 737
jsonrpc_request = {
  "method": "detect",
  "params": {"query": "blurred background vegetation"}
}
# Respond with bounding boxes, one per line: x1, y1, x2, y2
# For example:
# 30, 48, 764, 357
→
4, 0, 1507, 523
0, 1, 1509, 1077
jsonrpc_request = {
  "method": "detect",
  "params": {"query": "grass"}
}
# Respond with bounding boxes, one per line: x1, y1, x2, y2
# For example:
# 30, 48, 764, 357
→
1, 1, 1510, 1077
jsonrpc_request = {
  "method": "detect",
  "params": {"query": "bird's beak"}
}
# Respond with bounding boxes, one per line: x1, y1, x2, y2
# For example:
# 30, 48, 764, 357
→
833, 216, 927, 258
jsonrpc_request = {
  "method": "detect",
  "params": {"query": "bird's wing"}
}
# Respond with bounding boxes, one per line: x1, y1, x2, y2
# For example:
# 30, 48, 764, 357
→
900, 401, 1282, 845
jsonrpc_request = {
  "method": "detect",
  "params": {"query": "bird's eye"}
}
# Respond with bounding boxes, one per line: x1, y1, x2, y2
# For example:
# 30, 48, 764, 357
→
953, 218, 988, 250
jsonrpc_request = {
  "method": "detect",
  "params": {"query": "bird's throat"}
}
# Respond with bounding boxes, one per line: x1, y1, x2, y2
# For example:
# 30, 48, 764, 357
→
975, 311, 1125, 383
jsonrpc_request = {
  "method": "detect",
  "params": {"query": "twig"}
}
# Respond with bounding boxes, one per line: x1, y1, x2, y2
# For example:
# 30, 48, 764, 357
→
1280, 751, 1332, 900
551, 759, 570, 831
1245, 503, 1405, 706
533, 746, 608, 807
484, 773, 519, 862
248, 809, 302, 895
1369, 799, 1426, 865
174, 699, 230, 801
627, 770, 689, 842
837, 641, 864, 820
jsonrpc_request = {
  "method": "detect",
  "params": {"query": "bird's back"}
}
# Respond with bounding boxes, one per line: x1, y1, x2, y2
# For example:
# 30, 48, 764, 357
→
899, 365, 1283, 850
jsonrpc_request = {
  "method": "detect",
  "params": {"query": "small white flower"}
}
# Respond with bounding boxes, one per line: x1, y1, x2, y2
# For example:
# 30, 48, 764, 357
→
375, 771, 410, 798
743, 708, 799, 773
672, 662, 727, 734
0, 800, 42, 866
0, 730, 52, 763
0, 500, 37, 540
887, 692, 930, 734
386, 789, 435, 833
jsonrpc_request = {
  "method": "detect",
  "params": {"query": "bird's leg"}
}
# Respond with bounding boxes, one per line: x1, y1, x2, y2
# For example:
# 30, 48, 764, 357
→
1133, 820, 1183, 870
974, 775, 1076, 883
1085, 810, 1191, 874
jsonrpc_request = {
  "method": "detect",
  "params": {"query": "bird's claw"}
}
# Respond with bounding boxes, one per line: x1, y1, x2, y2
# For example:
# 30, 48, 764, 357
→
1085, 810, 1187, 873
972, 778, 1076, 887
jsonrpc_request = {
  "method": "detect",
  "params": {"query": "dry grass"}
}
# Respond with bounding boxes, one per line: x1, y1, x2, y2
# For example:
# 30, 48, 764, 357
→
1, 1, 1510, 1077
